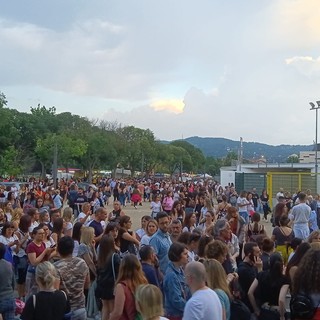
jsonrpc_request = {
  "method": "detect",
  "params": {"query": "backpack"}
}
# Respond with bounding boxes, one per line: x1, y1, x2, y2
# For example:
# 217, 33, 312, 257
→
290, 293, 318, 319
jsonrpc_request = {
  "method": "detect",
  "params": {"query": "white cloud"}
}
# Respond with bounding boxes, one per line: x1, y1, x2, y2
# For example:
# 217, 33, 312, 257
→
285, 56, 320, 77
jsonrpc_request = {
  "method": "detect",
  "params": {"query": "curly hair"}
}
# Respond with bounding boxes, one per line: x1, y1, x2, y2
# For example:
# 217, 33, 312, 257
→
292, 249, 320, 295
205, 240, 228, 262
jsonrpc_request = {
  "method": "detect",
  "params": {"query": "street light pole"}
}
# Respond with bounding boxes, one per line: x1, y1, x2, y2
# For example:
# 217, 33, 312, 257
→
309, 102, 320, 177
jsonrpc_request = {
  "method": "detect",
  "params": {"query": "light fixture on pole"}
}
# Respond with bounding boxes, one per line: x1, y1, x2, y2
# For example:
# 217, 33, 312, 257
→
309, 101, 320, 177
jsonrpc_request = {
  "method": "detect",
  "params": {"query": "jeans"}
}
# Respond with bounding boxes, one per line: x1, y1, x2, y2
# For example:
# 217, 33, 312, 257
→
70, 307, 87, 320
0, 298, 15, 320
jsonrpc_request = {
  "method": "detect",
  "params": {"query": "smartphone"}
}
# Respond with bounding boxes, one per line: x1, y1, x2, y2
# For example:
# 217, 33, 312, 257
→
50, 244, 56, 249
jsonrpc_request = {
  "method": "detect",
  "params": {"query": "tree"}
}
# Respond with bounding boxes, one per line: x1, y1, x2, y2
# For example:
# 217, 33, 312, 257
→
170, 140, 206, 173
287, 154, 299, 163
0, 146, 24, 177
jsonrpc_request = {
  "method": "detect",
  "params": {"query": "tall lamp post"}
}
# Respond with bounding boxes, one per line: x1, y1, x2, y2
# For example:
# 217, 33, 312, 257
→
309, 101, 320, 177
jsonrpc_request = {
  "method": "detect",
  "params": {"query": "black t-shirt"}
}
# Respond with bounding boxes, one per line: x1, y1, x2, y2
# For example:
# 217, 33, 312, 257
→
256, 271, 290, 306
21, 290, 69, 320
252, 193, 259, 207
237, 261, 258, 310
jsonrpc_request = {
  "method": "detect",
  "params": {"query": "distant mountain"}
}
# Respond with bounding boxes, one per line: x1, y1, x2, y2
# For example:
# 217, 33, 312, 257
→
169, 137, 313, 163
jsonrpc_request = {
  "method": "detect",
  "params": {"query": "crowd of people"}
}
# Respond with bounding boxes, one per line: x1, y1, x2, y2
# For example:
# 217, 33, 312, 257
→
0, 177, 320, 320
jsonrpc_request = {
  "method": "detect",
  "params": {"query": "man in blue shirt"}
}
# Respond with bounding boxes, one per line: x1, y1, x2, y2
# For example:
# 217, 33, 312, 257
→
149, 212, 172, 275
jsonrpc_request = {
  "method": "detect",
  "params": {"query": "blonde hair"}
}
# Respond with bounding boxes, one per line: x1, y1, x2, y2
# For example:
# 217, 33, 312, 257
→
63, 207, 73, 222
36, 261, 57, 289
135, 284, 164, 319
80, 226, 95, 245
11, 208, 23, 222
203, 259, 231, 298
308, 230, 320, 243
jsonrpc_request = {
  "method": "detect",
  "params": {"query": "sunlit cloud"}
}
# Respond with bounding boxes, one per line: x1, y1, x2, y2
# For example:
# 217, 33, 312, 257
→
151, 99, 185, 114
285, 56, 320, 76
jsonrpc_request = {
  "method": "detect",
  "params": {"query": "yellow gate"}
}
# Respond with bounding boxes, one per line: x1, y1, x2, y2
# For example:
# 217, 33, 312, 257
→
267, 172, 317, 207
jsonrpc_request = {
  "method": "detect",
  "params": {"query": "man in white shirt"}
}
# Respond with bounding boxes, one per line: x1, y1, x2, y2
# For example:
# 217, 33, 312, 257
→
291, 192, 311, 240
183, 261, 223, 320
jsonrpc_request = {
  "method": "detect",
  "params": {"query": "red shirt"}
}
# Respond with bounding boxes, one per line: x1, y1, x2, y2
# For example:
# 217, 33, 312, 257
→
26, 241, 47, 262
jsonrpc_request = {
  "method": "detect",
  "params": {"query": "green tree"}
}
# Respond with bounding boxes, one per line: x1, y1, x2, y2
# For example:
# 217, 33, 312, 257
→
170, 140, 206, 173
0, 146, 24, 176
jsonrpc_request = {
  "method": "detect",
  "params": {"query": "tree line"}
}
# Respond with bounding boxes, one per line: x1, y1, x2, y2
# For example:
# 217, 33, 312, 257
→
0, 92, 237, 181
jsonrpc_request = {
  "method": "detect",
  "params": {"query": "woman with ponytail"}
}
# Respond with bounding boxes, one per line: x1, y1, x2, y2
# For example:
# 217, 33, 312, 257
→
21, 261, 70, 320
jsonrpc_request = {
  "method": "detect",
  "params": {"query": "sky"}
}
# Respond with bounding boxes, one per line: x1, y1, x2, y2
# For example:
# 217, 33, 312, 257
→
1, 0, 320, 146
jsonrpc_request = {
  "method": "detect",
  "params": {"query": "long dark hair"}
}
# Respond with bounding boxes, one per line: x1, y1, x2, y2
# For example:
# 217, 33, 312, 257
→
286, 242, 311, 278
97, 235, 116, 269
72, 222, 83, 242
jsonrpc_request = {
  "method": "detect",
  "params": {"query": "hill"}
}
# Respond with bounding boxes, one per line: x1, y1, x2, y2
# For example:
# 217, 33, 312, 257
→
169, 137, 313, 163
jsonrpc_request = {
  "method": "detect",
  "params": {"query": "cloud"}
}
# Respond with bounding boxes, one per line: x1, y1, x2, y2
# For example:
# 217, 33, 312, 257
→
151, 99, 185, 114
285, 56, 320, 77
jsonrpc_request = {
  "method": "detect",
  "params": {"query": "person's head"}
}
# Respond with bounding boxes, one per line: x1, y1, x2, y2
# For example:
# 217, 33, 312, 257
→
203, 258, 231, 298
27, 208, 39, 222
145, 219, 158, 237
119, 215, 132, 230
308, 230, 320, 243
261, 237, 275, 253
80, 226, 95, 245
72, 222, 83, 242
1, 222, 14, 237
36, 198, 44, 207
156, 212, 170, 233
168, 242, 188, 266
213, 218, 231, 240
243, 242, 261, 262
97, 235, 116, 268
32, 226, 46, 243
139, 245, 156, 263
185, 261, 207, 292
82, 202, 91, 213
226, 206, 238, 221
39, 209, 50, 224
197, 235, 214, 259
50, 209, 61, 223
104, 222, 119, 239
240, 190, 247, 198
269, 252, 284, 279
12, 208, 23, 222
135, 284, 164, 319
116, 254, 147, 291
36, 261, 57, 289
169, 219, 182, 239
274, 203, 288, 217
62, 207, 73, 222
205, 240, 228, 263
292, 249, 320, 295
298, 192, 307, 202
113, 201, 121, 210
140, 215, 151, 229
183, 212, 197, 228
95, 207, 107, 222
52, 217, 64, 234
290, 237, 303, 251
57, 236, 74, 257
279, 215, 290, 227
251, 212, 261, 223
18, 214, 32, 233
187, 233, 201, 253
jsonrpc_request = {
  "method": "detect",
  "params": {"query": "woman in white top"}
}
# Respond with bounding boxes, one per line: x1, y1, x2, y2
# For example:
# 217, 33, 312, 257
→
140, 219, 158, 246
150, 195, 162, 219
0, 222, 20, 262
